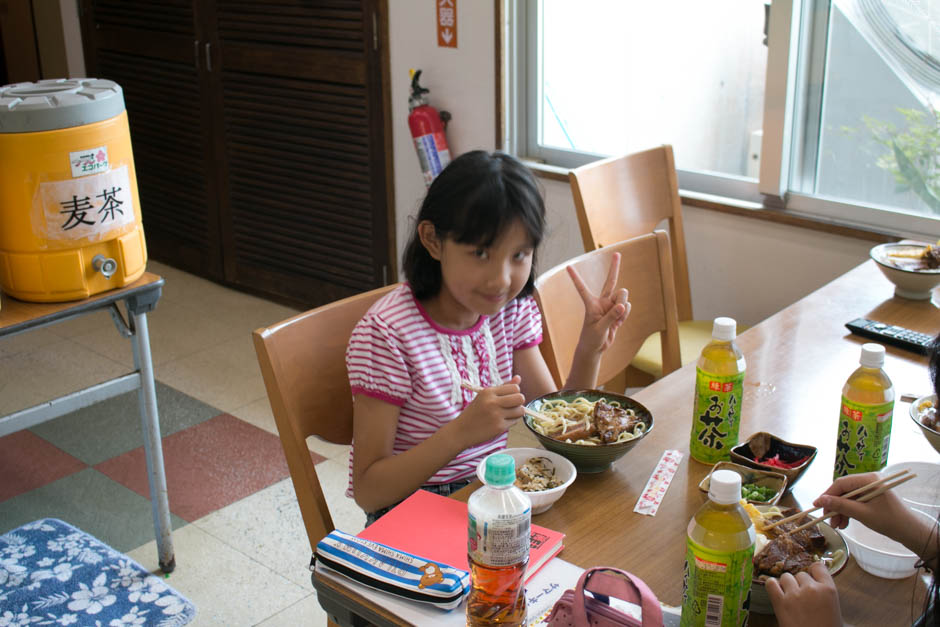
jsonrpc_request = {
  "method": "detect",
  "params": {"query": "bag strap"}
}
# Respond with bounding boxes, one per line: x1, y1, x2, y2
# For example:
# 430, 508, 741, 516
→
572, 567, 663, 626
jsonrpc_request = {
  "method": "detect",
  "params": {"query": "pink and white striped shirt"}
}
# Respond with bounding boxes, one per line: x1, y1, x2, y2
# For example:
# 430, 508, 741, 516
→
345, 283, 542, 498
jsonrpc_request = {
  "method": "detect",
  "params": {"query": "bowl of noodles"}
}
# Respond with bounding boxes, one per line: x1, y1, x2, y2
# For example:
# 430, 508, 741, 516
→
477, 448, 577, 514
524, 389, 653, 473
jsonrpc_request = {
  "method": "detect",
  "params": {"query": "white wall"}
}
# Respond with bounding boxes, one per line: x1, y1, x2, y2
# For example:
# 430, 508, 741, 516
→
388, 1, 497, 265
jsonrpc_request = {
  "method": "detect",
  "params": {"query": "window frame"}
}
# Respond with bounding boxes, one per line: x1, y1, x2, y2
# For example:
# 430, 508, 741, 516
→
504, 0, 940, 241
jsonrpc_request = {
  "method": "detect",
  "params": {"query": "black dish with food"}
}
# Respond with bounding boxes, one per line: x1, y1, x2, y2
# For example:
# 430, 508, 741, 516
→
730, 432, 817, 488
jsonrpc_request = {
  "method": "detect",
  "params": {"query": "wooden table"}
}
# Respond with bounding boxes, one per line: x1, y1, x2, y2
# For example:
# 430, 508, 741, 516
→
0, 273, 175, 572
315, 260, 940, 626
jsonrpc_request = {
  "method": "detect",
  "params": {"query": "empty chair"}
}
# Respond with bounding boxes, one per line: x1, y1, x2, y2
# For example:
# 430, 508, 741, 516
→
534, 231, 681, 389
568, 144, 715, 384
252, 284, 397, 579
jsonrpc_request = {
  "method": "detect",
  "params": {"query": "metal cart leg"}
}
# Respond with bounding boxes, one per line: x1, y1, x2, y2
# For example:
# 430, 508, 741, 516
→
130, 310, 175, 573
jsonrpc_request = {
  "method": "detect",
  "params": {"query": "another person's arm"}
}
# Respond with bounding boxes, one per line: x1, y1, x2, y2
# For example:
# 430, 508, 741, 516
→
765, 562, 842, 627
815, 472, 939, 571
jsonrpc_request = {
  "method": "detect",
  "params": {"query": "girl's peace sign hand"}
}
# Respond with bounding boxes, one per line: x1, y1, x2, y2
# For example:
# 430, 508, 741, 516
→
566, 252, 631, 355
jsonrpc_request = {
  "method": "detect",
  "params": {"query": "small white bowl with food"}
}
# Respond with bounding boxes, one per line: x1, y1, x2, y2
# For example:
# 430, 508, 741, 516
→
870, 242, 940, 300
477, 448, 577, 514
910, 394, 940, 455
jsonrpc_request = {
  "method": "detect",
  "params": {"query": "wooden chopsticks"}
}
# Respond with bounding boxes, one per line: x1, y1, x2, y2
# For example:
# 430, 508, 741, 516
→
763, 470, 917, 535
459, 380, 552, 423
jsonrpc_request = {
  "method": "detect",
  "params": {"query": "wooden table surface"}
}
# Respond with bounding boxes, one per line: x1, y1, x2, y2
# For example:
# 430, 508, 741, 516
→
318, 260, 940, 626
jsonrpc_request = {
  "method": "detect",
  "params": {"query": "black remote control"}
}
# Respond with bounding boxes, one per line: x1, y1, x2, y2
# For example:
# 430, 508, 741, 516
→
845, 318, 934, 355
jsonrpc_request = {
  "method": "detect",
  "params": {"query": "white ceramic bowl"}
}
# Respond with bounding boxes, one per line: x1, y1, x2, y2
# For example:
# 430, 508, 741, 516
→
882, 460, 940, 516
909, 395, 940, 456
477, 448, 576, 515
870, 243, 940, 300
841, 518, 921, 579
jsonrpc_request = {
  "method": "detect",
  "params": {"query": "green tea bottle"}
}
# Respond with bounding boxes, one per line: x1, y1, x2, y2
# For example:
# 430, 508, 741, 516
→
680, 469, 755, 627
690, 317, 746, 463
833, 343, 894, 478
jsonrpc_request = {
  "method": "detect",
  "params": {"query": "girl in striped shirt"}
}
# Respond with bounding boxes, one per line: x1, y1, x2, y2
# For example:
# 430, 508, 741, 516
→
347, 151, 631, 523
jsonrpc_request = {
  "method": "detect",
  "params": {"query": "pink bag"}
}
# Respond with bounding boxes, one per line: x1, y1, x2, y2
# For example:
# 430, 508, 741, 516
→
546, 567, 663, 627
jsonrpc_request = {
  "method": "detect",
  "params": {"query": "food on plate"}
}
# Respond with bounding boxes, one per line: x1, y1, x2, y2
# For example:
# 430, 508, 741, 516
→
530, 397, 645, 445
756, 453, 812, 469
513, 457, 563, 492
741, 483, 777, 502
918, 397, 938, 431
886, 242, 940, 271
743, 502, 843, 579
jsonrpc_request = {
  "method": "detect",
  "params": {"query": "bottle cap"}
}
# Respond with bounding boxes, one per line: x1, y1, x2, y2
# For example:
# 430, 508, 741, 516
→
709, 469, 742, 505
484, 454, 516, 487
859, 343, 885, 368
712, 317, 737, 341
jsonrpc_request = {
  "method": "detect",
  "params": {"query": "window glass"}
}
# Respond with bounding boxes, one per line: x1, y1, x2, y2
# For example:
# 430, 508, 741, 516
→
538, 0, 767, 177
809, 1, 939, 219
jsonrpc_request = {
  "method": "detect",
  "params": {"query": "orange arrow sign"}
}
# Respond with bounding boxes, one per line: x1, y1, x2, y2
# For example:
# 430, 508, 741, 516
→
437, 0, 457, 48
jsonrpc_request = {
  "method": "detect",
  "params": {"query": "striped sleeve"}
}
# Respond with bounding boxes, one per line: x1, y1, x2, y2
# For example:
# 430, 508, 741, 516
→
511, 295, 543, 350
346, 313, 412, 406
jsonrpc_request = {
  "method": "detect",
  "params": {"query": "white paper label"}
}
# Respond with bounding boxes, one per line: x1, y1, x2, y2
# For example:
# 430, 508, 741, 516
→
69, 146, 110, 178
36, 166, 135, 242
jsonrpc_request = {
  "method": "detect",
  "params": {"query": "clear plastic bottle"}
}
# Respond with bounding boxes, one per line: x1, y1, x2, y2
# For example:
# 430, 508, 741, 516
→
833, 343, 895, 478
690, 317, 747, 463
680, 469, 755, 627
467, 454, 530, 627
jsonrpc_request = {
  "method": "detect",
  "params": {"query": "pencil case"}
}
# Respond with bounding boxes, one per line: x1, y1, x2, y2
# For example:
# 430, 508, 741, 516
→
314, 529, 470, 610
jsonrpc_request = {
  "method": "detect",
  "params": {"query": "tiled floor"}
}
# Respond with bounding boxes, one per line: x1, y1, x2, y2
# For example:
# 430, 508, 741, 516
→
0, 260, 370, 625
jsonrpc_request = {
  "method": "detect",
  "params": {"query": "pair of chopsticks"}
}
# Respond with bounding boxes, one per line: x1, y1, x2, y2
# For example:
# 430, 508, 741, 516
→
459, 380, 552, 423
763, 469, 917, 535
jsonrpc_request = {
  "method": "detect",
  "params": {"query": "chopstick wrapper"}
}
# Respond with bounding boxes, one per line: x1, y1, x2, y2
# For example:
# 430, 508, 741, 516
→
634, 450, 684, 516
315, 529, 470, 610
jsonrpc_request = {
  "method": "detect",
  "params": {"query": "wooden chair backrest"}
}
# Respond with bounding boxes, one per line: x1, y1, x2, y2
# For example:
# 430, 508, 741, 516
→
534, 231, 681, 388
252, 284, 397, 553
568, 144, 693, 321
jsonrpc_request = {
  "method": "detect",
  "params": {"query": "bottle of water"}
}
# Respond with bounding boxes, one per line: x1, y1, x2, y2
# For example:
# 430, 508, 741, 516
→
467, 454, 530, 626
833, 343, 895, 478
690, 317, 747, 463
681, 469, 755, 627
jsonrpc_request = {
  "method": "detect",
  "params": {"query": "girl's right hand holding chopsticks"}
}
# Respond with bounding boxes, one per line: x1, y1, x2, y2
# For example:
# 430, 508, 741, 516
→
814, 472, 913, 534
815, 472, 937, 570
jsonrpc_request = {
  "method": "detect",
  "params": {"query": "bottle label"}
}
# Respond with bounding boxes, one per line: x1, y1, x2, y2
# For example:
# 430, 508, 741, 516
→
690, 369, 745, 463
680, 539, 754, 627
468, 511, 529, 567
833, 397, 894, 478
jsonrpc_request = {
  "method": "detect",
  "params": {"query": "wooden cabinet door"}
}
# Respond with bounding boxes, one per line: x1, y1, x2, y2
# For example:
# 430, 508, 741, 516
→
80, 0, 393, 307
207, 0, 393, 305
80, 0, 224, 280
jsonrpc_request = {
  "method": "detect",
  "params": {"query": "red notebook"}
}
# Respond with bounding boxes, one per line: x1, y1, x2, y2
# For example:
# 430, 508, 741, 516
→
358, 489, 564, 582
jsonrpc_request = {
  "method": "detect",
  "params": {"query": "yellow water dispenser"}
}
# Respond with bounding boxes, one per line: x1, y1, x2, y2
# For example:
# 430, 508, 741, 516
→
0, 78, 147, 302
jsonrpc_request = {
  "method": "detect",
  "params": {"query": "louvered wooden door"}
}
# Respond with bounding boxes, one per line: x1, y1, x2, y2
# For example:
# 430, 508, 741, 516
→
79, 0, 224, 279
80, 0, 392, 307
207, 0, 391, 305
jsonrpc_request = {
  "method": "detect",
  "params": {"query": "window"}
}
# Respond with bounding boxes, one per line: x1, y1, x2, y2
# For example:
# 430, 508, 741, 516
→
507, 0, 940, 238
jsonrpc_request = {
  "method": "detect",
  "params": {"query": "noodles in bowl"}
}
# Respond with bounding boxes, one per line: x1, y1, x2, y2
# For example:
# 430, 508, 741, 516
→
530, 396, 646, 445
525, 389, 653, 473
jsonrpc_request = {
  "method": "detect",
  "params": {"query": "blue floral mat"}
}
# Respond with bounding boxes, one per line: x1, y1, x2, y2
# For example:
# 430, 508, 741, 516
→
0, 518, 195, 626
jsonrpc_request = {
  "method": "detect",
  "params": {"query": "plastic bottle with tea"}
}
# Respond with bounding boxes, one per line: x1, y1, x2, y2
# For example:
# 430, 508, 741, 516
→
467, 454, 530, 627
833, 343, 895, 479
680, 469, 755, 627
690, 317, 747, 463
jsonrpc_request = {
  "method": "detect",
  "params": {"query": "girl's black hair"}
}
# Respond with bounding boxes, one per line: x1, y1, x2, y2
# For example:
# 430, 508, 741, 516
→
930, 333, 940, 400
402, 150, 546, 300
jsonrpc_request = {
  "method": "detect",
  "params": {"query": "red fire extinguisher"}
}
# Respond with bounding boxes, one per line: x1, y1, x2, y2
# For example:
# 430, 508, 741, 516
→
408, 69, 451, 187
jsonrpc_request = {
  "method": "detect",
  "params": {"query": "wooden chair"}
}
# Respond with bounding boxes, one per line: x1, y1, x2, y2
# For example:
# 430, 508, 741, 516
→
534, 231, 681, 389
252, 284, 397, 584
568, 144, 714, 384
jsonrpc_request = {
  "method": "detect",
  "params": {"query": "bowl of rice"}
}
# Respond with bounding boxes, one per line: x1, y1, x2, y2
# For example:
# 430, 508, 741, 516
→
477, 448, 577, 514
524, 389, 653, 473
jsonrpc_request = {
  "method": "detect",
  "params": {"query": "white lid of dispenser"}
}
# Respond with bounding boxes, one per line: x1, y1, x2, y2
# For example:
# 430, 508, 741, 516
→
0, 78, 126, 133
